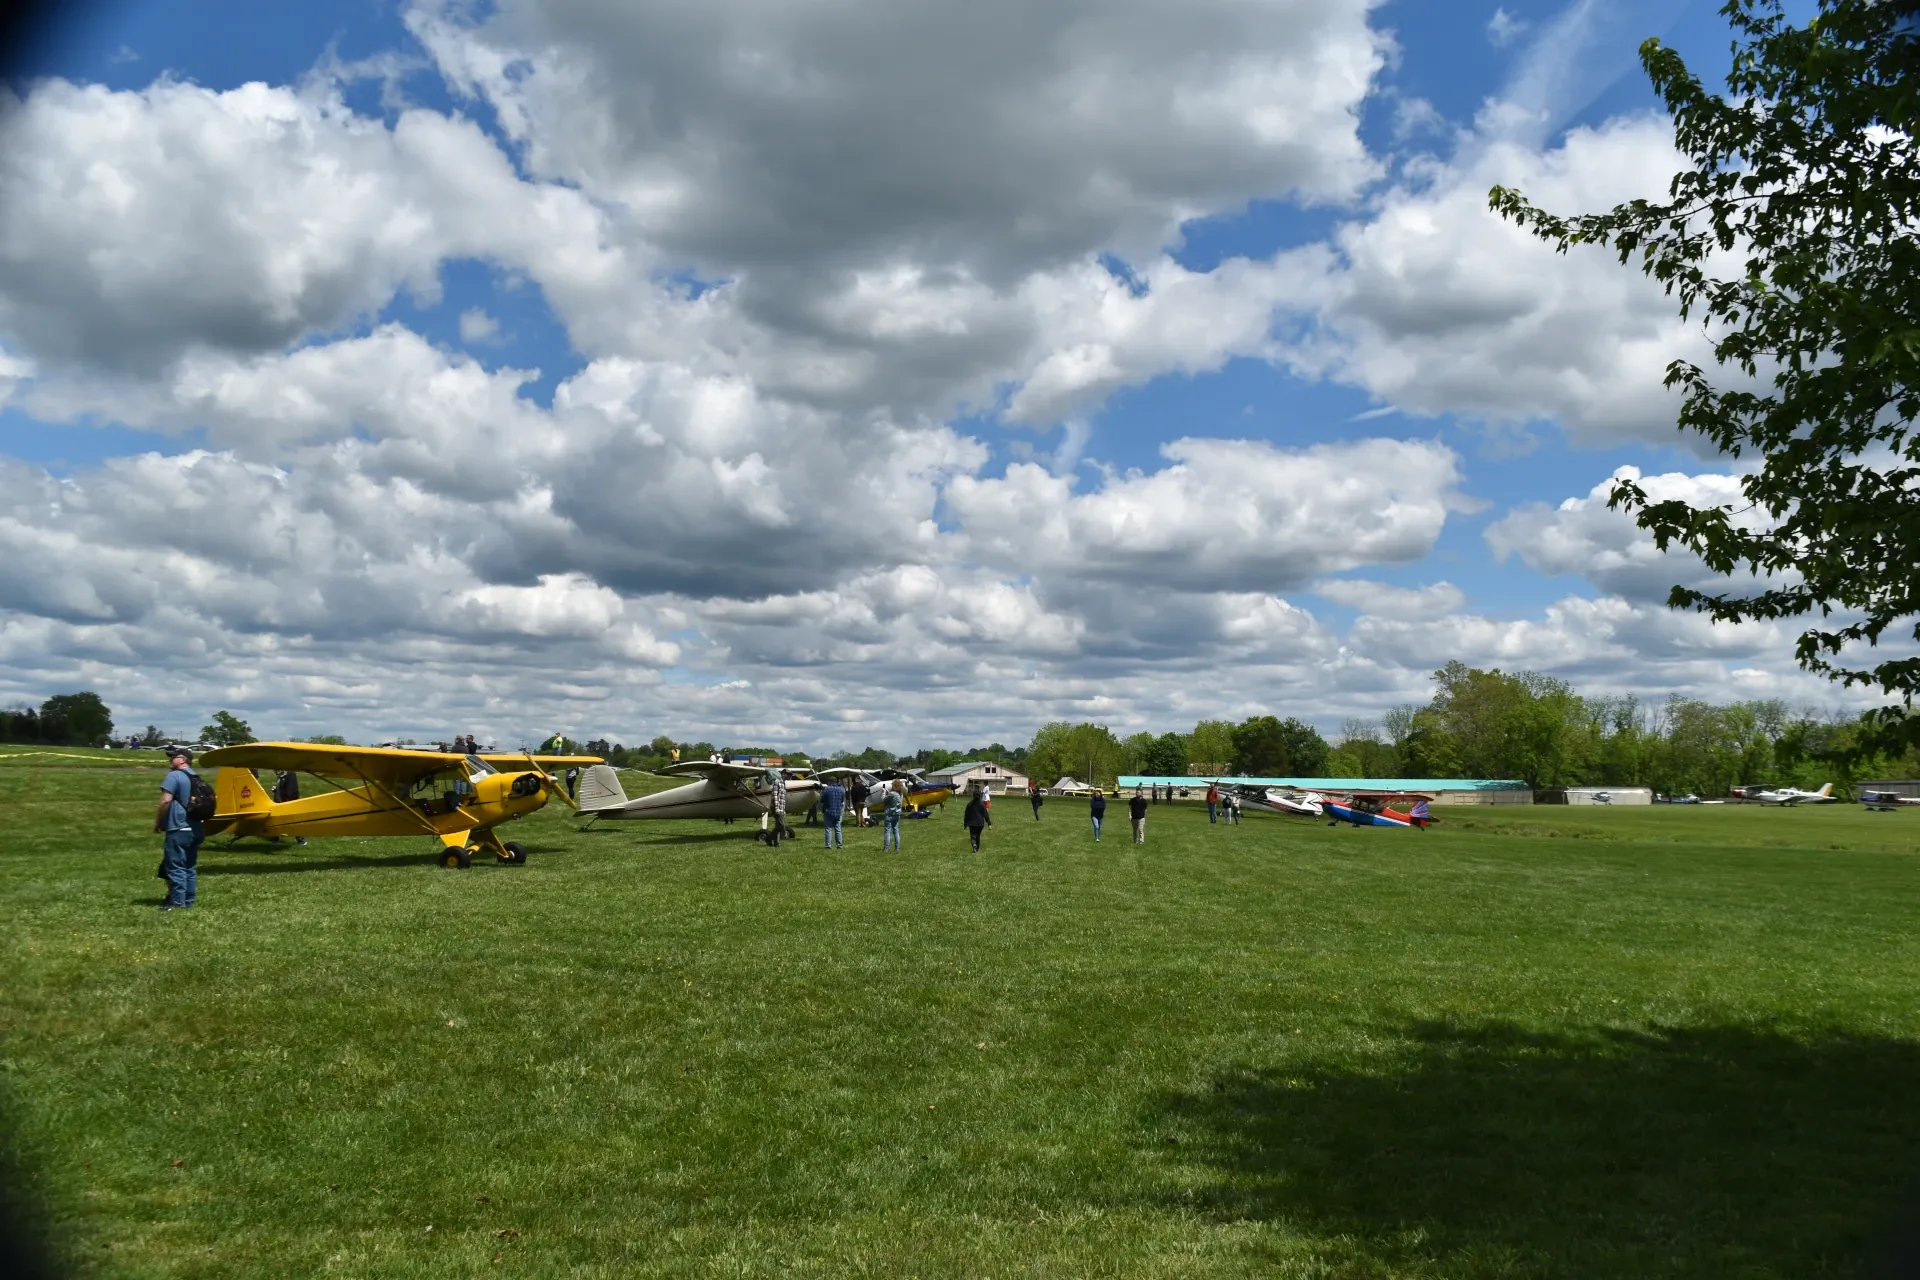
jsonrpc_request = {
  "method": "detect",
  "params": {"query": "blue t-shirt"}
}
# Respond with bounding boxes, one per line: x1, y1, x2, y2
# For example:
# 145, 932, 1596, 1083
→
161, 767, 198, 831
882, 788, 903, 818
820, 783, 845, 820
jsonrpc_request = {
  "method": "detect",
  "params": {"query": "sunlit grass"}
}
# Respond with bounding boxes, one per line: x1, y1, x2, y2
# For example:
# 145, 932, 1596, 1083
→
5, 760, 1920, 1277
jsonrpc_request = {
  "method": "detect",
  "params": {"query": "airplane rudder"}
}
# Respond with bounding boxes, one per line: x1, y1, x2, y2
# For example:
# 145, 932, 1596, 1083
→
578, 764, 628, 809
214, 766, 269, 814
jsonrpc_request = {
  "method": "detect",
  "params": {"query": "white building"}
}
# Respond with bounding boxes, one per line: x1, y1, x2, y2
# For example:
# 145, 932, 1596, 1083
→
927, 760, 1030, 795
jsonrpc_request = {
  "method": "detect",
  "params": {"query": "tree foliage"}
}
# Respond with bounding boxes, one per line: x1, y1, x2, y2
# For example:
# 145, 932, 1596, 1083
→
1490, 0, 1920, 749
1026, 721, 1126, 786
1229, 715, 1331, 777
0, 692, 114, 745
200, 711, 255, 747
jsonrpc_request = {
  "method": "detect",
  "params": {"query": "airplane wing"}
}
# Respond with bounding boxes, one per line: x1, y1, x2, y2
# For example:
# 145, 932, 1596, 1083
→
661, 760, 782, 782
199, 741, 470, 788
477, 754, 605, 770
812, 767, 866, 780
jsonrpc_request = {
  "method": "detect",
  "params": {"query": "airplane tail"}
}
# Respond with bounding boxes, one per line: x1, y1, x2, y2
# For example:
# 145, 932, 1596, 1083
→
577, 764, 629, 812
1817, 783, 1833, 797
213, 765, 272, 818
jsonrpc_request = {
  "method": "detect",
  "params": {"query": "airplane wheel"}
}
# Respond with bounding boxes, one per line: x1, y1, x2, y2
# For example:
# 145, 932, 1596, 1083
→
440, 847, 472, 870
498, 841, 528, 865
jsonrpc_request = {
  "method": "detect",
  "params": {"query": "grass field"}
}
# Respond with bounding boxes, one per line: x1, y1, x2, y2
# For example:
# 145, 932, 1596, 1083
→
6, 751, 1920, 1277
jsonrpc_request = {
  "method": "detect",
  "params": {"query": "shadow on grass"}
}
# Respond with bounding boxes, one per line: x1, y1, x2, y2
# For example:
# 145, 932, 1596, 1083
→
200, 851, 443, 875
1148, 1021, 1920, 1277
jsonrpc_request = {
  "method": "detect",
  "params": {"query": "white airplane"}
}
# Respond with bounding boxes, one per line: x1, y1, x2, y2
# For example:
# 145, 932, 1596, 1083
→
1862, 789, 1920, 810
1750, 783, 1838, 806
575, 760, 819, 825
1258, 789, 1328, 817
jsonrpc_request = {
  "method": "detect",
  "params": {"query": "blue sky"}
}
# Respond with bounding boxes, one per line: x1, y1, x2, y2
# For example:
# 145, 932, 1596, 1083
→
0, 0, 1851, 749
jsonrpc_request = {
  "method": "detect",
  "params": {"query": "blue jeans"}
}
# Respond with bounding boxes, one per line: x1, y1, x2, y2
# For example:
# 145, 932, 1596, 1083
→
162, 825, 203, 905
883, 814, 901, 851
1208, 802, 1217, 823
824, 815, 843, 848
1090, 814, 1102, 840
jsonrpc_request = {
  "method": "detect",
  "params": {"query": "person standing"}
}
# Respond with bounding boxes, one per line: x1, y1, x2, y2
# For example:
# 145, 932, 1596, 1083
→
1227, 789, 1242, 825
766, 769, 788, 847
564, 765, 581, 800
964, 785, 992, 852
882, 780, 904, 851
1028, 779, 1044, 821
154, 748, 207, 910
1089, 789, 1106, 841
1206, 780, 1220, 824
274, 769, 308, 846
1130, 788, 1149, 844
821, 778, 846, 849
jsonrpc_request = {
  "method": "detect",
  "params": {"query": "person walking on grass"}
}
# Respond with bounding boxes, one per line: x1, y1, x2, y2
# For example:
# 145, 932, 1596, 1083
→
1130, 787, 1148, 844
1089, 789, 1106, 841
964, 785, 992, 852
1206, 780, 1220, 824
1226, 789, 1241, 825
821, 777, 846, 849
155, 748, 209, 910
1029, 778, 1044, 821
882, 779, 904, 851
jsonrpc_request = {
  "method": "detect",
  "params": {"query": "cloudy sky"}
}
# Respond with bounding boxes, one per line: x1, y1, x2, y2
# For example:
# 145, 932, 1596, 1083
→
0, 0, 1847, 751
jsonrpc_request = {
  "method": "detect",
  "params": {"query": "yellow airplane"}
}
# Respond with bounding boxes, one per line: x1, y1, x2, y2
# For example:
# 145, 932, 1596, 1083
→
198, 742, 603, 868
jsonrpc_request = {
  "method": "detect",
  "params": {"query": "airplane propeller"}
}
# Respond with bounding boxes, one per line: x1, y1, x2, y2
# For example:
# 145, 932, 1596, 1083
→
522, 751, 579, 810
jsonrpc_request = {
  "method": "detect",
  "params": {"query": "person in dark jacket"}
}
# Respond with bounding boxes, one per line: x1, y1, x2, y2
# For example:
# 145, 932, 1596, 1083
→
1028, 779, 1043, 820
963, 786, 992, 852
1089, 789, 1107, 841
273, 769, 307, 845
1130, 789, 1149, 844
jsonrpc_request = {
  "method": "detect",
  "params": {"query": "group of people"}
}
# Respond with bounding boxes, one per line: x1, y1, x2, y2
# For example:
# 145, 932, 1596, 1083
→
440, 734, 481, 754
810, 773, 910, 851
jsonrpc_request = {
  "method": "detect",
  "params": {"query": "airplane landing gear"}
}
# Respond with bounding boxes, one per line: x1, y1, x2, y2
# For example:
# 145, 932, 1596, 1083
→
497, 841, 529, 865
440, 846, 473, 869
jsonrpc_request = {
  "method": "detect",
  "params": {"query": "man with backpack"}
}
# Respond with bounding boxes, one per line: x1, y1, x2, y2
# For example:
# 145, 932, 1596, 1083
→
154, 747, 213, 910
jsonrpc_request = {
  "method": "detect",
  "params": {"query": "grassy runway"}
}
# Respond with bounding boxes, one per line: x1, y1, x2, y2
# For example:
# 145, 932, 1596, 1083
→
5, 753, 1920, 1277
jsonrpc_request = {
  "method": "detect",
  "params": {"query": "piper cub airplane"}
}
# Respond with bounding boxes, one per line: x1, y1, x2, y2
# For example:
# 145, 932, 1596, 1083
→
575, 759, 820, 824
199, 742, 601, 867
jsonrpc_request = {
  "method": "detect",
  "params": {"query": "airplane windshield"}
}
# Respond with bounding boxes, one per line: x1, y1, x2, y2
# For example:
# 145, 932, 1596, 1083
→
466, 755, 496, 776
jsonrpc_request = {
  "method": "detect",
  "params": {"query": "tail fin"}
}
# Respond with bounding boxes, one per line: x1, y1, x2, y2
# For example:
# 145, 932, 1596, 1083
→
577, 764, 629, 811
1817, 783, 1833, 797
213, 766, 271, 818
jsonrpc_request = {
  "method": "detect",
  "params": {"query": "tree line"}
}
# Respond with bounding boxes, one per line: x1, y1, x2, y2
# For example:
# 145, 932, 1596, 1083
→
1023, 662, 1920, 797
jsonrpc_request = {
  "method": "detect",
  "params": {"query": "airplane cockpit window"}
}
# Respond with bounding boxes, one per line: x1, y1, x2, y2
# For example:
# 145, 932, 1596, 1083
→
466, 755, 496, 777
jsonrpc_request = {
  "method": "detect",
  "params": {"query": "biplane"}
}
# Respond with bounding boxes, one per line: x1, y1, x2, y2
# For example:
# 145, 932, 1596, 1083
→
199, 743, 602, 867
575, 759, 820, 825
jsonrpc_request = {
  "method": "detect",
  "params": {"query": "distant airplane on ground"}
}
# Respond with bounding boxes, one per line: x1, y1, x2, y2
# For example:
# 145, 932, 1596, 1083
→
1255, 789, 1327, 817
1750, 783, 1838, 805
575, 760, 819, 826
1325, 796, 1433, 829
812, 767, 954, 813
1861, 790, 1920, 810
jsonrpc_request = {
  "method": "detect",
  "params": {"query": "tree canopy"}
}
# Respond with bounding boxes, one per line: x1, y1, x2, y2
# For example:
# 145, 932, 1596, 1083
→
1491, 0, 1920, 750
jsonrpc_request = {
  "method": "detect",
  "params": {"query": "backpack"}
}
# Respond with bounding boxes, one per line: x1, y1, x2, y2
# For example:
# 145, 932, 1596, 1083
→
184, 772, 218, 823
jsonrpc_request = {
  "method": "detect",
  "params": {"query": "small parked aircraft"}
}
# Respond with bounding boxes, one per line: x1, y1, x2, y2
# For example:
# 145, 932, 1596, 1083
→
1325, 796, 1433, 829
1254, 789, 1328, 817
1862, 790, 1920, 811
812, 766, 954, 813
575, 759, 820, 825
199, 742, 601, 867
1750, 783, 1838, 806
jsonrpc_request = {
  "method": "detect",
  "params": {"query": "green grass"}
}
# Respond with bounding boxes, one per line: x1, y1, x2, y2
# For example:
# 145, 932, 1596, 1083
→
6, 756, 1920, 1277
